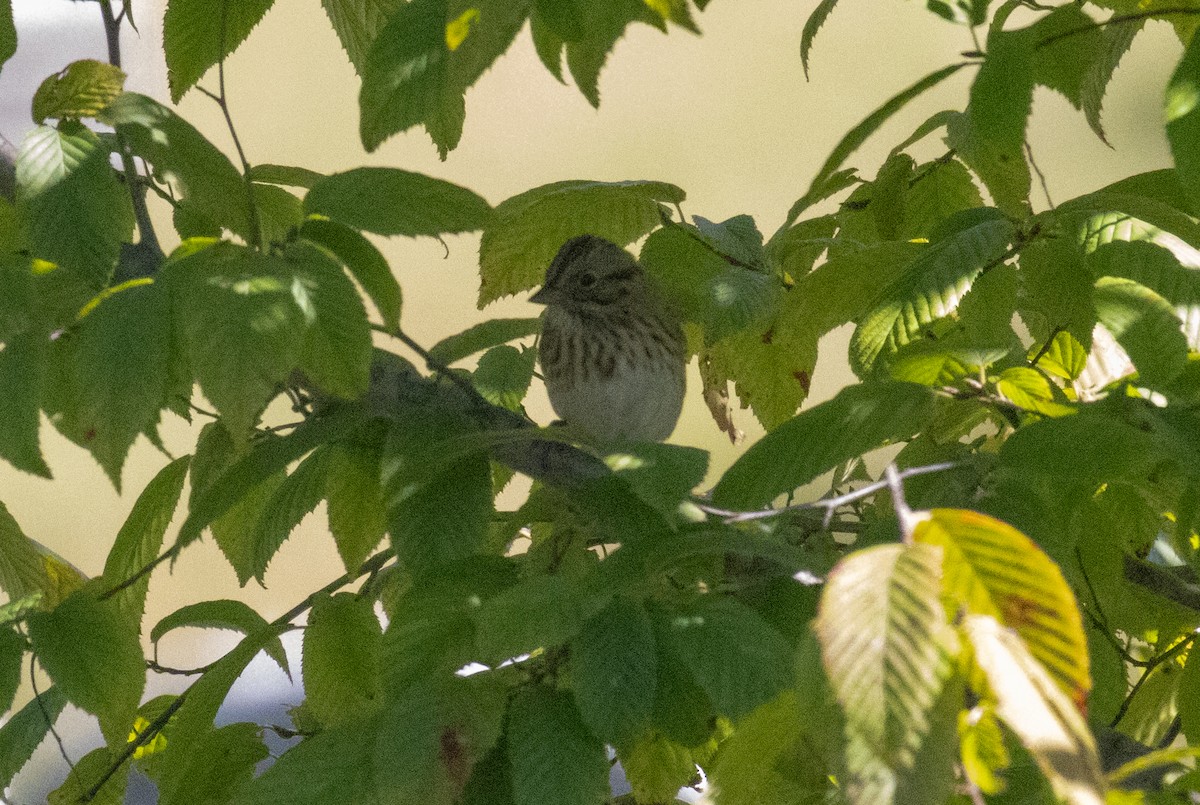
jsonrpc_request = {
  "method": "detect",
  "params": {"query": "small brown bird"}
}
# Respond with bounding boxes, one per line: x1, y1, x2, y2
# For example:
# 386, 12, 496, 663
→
531, 235, 686, 443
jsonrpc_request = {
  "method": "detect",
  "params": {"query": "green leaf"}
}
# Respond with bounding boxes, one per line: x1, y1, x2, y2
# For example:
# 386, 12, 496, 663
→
1030, 5, 1103, 108
0, 502, 50, 604
382, 409, 492, 576
792, 62, 968, 227
44, 279, 170, 487
101, 456, 190, 623
159, 623, 289, 761
1168, 30, 1200, 216
156, 722, 267, 805
245, 446, 332, 584
303, 592, 382, 727
325, 437, 387, 573
0, 687, 67, 790
1180, 643, 1200, 746
473, 574, 583, 662
299, 217, 401, 330
1030, 329, 1088, 381
32, 59, 126, 123
286, 241, 373, 398
320, 0, 403, 74
252, 182, 303, 246
150, 598, 288, 674
474, 344, 535, 410
49, 744, 128, 805
788, 241, 926, 337
1093, 275, 1189, 389
604, 441, 708, 520
304, 167, 491, 237
957, 26, 1033, 213
16, 123, 133, 284
536, 0, 584, 41
617, 732, 699, 804
358, 0, 532, 154
508, 686, 609, 805
530, 11, 567, 81
964, 615, 1105, 805
178, 403, 362, 546
914, 508, 1090, 708
570, 595, 656, 746
27, 588, 145, 744
248, 163, 325, 189
850, 212, 1014, 375
800, 0, 839, 78
995, 367, 1075, 417
159, 241, 301, 436
101, 93, 252, 239
1090, 239, 1200, 349
0, 626, 22, 713
659, 597, 792, 721
429, 317, 541, 364
1059, 189, 1200, 253
163, 0, 276, 102
478, 179, 685, 306
0, 326, 50, 477
704, 310, 818, 430
1080, 21, 1142, 146
817, 543, 950, 770
1017, 234, 1095, 348
640, 224, 779, 343
209, 467, 285, 586
765, 213, 838, 281
563, 1, 659, 107
902, 159, 984, 240
0, 0, 14, 69
713, 381, 936, 509
710, 688, 829, 805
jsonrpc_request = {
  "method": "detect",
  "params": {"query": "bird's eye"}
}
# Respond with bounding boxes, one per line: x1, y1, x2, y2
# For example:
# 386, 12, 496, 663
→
577, 271, 596, 288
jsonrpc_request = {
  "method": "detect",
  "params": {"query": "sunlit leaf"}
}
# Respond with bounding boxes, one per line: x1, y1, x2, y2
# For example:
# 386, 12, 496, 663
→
32, 59, 125, 123
914, 508, 1090, 708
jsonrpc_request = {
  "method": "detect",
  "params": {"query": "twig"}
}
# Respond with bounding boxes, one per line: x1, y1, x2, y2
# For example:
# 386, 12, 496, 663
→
1028, 324, 1065, 369
98, 1, 163, 271
1036, 7, 1200, 50
85, 550, 395, 801
198, 1, 262, 248
697, 461, 960, 525
30, 652, 74, 772
1025, 141, 1054, 210
1110, 630, 1198, 730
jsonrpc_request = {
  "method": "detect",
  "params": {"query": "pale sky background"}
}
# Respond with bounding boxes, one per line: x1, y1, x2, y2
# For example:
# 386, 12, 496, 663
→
0, 0, 1180, 800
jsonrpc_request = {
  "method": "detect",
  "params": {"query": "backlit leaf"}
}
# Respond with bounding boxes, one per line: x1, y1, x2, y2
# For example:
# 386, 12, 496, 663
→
32, 59, 125, 123
914, 508, 1090, 708
303, 592, 382, 727
299, 217, 402, 330
320, 0, 403, 74
478, 179, 684, 306
816, 543, 950, 769
1093, 275, 1189, 389
304, 167, 492, 237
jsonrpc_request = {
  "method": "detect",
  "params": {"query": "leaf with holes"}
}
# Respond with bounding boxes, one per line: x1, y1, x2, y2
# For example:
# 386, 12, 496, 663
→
914, 508, 1090, 709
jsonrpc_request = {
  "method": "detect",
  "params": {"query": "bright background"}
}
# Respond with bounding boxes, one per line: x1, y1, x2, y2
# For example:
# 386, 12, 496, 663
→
0, 1, 1180, 800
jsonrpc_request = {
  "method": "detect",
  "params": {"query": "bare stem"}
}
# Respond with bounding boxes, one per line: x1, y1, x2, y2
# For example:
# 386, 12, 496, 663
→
98, 0, 164, 271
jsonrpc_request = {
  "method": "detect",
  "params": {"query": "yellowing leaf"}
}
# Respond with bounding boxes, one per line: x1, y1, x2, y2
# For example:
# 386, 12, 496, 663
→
914, 508, 1091, 710
445, 8, 480, 51
965, 615, 1105, 805
32, 59, 126, 123
995, 367, 1075, 417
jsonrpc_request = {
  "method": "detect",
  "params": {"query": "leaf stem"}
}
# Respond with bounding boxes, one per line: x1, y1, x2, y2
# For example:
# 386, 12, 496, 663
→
98, 0, 164, 273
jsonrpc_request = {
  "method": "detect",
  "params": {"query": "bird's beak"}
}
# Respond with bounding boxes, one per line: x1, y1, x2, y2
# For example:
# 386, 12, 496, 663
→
530, 285, 551, 305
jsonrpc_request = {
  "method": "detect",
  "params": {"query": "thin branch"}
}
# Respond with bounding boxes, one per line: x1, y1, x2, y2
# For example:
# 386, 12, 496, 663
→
1110, 630, 1198, 730
1036, 7, 1200, 50
85, 550, 395, 801
1025, 141, 1054, 210
98, 1, 164, 271
697, 461, 960, 525
202, 1, 262, 249
30, 652, 74, 771
1028, 324, 1065, 369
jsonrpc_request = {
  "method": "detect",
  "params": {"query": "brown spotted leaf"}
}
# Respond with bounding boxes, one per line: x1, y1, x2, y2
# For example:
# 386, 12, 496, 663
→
913, 508, 1090, 709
